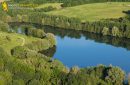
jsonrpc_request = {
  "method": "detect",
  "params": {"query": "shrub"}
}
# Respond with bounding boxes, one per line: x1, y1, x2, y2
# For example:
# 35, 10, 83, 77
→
70, 66, 80, 74
28, 79, 41, 85
35, 6, 56, 12
25, 28, 46, 38
102, 27, 109, 36
112, 26, 120, 37
25, 39, 51, 51
46, 33, 56, 47
128, 73, 130, 85
0, 71, 12, 85
12, 79, 25, 85
105, 67, 125, 85
6, 35, 12, 41
11, 46, 29, 59
0, 21, 9, 32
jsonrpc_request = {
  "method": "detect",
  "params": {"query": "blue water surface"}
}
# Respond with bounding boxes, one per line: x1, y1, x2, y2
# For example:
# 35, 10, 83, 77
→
53, 35, 130, 73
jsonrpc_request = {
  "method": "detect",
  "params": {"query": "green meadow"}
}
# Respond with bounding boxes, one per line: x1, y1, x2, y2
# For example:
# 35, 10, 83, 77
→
0, 32, 39, 53
46, 2, 130, 22
36, 3, 62, 9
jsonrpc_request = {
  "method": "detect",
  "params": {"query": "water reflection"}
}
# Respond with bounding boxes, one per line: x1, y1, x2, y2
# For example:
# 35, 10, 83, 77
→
9, 23, 130, 52
39, 46, 56, 57
42, 25, 130, 51
42, 25, 130, 73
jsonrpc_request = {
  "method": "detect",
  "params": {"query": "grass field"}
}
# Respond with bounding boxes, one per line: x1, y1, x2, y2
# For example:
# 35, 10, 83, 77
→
0, 32, 39, 53
36, 3, 62, 9
46, 2, 130, 22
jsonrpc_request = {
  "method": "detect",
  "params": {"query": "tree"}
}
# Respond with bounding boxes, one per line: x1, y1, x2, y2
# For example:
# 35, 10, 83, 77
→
16, 14, 22, 22
46, 33, 56, 47
102, 27, 109, 35
11, 46, 29, 59
105, 67, 125, 85
0, 21, 9, 32
112, 26, 120, 37
70, 66, 80, 74
128, 73, 130, 85
22, 15, 28, 22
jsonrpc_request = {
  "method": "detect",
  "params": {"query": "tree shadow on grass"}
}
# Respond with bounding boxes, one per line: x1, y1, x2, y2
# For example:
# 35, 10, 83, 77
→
123, 10, 130, 15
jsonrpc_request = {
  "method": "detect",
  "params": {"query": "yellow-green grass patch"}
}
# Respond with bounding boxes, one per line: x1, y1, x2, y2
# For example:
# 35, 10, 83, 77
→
36, 3, 62, 9
46, 2, 130, 22
0, 32, 40, 53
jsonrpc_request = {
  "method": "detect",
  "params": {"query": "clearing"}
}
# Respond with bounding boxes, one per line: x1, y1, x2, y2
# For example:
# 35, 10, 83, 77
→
0, 32, 40, 53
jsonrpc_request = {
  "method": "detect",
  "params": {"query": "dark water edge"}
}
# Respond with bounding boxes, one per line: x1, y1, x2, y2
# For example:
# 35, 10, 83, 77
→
9, 23, 130, 74
42, 25, 130, 51
43, 26, 130, 74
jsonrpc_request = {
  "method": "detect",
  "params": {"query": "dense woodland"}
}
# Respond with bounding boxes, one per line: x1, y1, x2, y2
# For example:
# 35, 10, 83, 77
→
0, 47, 126, 85
40, 25, 130, 51
7, 10, 130, 39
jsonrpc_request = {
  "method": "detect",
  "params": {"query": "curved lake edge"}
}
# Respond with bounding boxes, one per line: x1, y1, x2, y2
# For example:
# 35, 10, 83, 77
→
9, 22, 130, 51
9, 23, 130, 74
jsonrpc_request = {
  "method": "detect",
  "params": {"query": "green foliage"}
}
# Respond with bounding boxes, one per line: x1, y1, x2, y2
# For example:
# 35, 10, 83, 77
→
0, 1, 129, 84
25, 39, 51, 51
63, 65, 125, 85
25, 27, 46, 38
46, 33, 56, 47
11, 46, 29, 59
12, 79, 25, 85
0, 71, 12, 85
38, 13, 129, 38
0, 11, 11, 22
39, 46, 56, 57
125, 24, 130, 38
102, 27, 109, 36
35, 6, 56, 12
6, 35, 12, 41
28, 79, 41, 85
7, 2, 130, 39
128, 73, 130, 85
112, 26, 121, 37
70, 66, 80, 74
0, 47, 127, 85
105, 67, 125, 85
0, 21, 9, 32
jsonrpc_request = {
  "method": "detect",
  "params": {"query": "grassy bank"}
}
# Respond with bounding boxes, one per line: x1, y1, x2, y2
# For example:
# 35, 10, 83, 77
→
7, 2, 130, 39
46, 2, 130, 22
0, 32, 39, 53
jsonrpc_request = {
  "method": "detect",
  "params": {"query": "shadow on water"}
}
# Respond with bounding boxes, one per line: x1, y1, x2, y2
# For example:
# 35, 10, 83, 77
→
39, 46, 56, 57
9, 22, 130, 54
42, 25, 130, 51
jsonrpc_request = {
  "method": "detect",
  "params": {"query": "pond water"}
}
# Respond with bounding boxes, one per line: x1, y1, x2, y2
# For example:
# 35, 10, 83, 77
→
10, 23, 130, 74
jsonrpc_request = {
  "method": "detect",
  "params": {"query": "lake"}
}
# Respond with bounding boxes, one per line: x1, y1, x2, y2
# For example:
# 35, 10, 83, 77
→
10, 23, 130, 74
